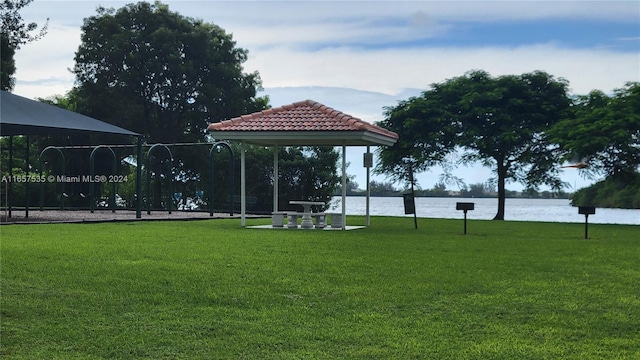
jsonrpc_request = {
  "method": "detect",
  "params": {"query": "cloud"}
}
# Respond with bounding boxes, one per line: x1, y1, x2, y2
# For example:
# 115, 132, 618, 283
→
14, 0, 638, 100
12, 23, 79, 99
245, 44, 638, 96
213, 1, 639, 51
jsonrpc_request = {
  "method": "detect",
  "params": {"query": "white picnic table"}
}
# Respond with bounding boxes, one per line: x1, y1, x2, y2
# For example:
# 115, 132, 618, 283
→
289, 200, 326, 229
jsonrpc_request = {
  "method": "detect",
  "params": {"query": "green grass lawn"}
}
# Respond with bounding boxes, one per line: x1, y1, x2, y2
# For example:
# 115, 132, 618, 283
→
1, 217, 638, 359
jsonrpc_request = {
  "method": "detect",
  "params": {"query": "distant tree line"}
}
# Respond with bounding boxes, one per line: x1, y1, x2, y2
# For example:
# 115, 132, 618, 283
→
339, 180, 570, 199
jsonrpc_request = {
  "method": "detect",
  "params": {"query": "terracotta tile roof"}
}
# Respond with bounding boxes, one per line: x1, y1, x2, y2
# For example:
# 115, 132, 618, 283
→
207, 99, 398, 140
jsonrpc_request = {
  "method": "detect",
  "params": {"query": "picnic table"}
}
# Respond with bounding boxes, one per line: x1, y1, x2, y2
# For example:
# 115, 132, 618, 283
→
289, 200, 326, 229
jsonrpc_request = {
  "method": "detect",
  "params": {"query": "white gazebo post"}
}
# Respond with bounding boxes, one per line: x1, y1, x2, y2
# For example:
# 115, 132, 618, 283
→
241, 141, 246, 227
273, 145, 279, 212
342, 144, 347, 230
365, 145, 371, 227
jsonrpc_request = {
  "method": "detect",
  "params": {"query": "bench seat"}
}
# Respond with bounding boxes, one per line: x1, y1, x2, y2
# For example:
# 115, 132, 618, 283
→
287, 212, 301, 228
271, 211, 286, 227
314, 213, 326, 228
330, 213, 344, 229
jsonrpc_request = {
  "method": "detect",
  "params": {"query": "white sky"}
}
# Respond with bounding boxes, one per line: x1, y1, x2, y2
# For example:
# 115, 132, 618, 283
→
10, 0, 640, 192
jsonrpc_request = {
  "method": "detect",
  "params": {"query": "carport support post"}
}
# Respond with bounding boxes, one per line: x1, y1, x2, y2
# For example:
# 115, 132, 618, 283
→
25, 136, 29, 218
8, 136, 13, 218
135, 136, 142, 219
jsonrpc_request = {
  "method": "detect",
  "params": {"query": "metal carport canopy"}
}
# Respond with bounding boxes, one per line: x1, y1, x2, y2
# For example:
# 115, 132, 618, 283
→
207, 99, 399, 229
0, 91, 138, 136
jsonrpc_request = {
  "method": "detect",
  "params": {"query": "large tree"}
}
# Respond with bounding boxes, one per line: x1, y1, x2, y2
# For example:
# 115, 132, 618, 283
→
550, 82, 640, 208
376, 70, 572, 220
73, 1, 266, 141
551, 82, 640, 179
72, 1, 267, 208
0, 0, 48, 90
376, 87, 458, 183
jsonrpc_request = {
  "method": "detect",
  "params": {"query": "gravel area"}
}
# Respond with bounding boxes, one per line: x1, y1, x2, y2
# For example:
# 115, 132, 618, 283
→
1, 209, 260, 224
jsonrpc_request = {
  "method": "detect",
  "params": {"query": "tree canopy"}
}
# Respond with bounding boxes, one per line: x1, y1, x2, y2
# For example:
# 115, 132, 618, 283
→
73, 1, 266, 142
551, 82, 640, 179
0, 0, 48, 90
69, 1, 266, 209
376, 70, 572, 220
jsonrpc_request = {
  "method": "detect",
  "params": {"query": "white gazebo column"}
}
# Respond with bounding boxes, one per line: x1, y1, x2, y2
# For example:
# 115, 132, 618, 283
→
241, 141, 246, 227
342, 144, 347, 230
273, 145, 279, 212
366, 146, 371, 227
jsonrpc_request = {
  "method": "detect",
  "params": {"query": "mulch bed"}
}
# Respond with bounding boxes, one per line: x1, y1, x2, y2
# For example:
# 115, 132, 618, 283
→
0, 209, 257, 224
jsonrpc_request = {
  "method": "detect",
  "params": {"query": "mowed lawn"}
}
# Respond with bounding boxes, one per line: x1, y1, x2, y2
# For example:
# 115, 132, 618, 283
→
1, 217, 638, 359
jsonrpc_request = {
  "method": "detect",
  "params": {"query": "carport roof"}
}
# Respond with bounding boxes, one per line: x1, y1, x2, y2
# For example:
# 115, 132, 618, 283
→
207, 99, 398, 146
0, 91, 138, 137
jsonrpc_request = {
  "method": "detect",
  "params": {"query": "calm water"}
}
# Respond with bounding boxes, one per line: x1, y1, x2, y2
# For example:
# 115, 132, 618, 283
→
331, 196, 640, 225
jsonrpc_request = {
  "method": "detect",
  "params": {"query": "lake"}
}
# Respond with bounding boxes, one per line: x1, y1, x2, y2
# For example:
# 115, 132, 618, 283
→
330, 196, 640, 225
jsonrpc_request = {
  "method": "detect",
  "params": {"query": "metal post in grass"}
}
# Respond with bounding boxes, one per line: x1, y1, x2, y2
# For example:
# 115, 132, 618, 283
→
135, 136, 143, 219
25, 136, 30, 218
403, 163, 417, 230
456, 202, 475, 235
8, 136, 12, 218
578, 206, 595, 239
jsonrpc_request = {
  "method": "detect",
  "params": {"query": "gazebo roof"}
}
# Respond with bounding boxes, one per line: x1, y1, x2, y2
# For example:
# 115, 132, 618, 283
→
207, 99, 398, 146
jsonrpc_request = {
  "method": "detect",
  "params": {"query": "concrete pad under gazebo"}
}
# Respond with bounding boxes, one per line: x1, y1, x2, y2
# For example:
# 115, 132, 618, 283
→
207, 99, 399, 229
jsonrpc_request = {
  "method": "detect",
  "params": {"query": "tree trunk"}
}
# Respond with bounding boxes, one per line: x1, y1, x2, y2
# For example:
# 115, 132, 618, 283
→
494, 161, 507, 220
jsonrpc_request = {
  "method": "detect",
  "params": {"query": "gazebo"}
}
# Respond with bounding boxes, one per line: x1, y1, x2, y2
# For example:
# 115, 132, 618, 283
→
207, 99, 399, 228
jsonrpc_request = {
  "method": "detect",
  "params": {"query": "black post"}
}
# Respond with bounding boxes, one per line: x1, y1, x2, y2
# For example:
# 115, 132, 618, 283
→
25, 136, 29, 218
578, 206, 595, 239
8, 136, 12, 218
584, 214, 589, 239
409, 163, 417, 230
463, 210, 468, 235
136, 136, 142, 219
456, 202, 475, 235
